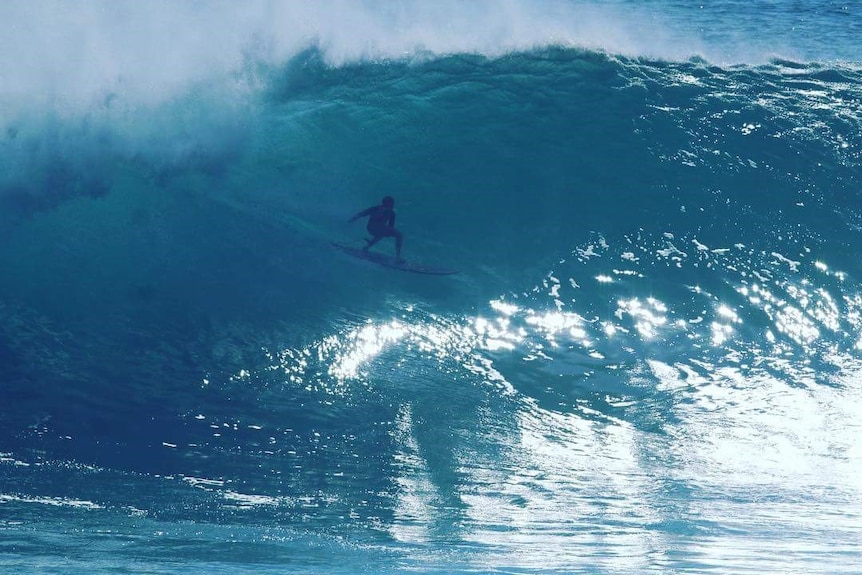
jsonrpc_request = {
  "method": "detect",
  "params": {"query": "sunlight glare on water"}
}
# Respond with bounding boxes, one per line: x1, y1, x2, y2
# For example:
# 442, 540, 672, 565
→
249, 229, 862, 571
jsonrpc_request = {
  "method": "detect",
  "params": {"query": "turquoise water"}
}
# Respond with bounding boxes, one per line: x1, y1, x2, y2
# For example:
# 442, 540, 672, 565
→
2, 1, 861, 573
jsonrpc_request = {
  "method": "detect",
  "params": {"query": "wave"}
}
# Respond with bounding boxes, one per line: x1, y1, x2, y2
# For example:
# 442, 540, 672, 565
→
2, 0, 858, 114
2, 42, 860, 444
2, 30, 862, 572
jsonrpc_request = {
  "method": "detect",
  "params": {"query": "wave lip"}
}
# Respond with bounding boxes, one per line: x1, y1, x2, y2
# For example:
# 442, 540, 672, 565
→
2, 0, 858, 116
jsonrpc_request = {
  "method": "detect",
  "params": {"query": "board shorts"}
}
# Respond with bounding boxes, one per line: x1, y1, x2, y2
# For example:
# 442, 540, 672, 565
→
368, 223, 400, 238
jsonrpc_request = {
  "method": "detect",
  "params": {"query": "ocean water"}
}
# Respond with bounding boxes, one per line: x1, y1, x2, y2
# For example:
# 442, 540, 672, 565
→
1, 1, 861, 573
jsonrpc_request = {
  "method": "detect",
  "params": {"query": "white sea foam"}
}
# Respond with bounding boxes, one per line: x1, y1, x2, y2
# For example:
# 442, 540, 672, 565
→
0, 493, 102, 510
0, 0, 724, 116
3, 0, 858, 118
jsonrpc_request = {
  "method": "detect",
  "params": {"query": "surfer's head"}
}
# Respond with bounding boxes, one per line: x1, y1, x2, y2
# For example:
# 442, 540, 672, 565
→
382, 196, 395, 208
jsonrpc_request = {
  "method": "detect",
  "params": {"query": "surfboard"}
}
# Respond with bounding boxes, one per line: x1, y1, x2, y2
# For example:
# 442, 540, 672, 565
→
332, 242, 458, 275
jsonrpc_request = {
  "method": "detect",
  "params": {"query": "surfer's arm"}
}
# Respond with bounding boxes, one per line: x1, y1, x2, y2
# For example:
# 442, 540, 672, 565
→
348, 207, 373, 223
388, 212, 396, 227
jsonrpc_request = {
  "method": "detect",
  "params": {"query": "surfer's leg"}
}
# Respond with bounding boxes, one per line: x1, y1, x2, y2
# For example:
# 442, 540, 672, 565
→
393, 229, 403, 261
363, 235, 381, 252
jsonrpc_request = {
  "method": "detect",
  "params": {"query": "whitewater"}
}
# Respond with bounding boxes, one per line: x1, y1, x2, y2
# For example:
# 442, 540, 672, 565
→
1, 1, 861, 573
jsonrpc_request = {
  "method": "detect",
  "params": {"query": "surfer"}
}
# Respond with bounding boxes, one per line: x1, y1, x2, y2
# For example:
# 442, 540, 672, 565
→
348, 195, 404, 263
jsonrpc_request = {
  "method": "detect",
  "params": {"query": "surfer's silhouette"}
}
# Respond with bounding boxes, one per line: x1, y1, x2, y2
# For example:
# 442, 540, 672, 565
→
348, 195, 404, 263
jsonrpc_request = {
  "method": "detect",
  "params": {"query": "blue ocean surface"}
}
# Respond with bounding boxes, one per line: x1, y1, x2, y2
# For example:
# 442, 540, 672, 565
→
1, 1, 861, 573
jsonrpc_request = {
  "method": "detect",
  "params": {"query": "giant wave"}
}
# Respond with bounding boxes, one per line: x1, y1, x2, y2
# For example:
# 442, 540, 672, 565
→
2, 2, 862, 573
